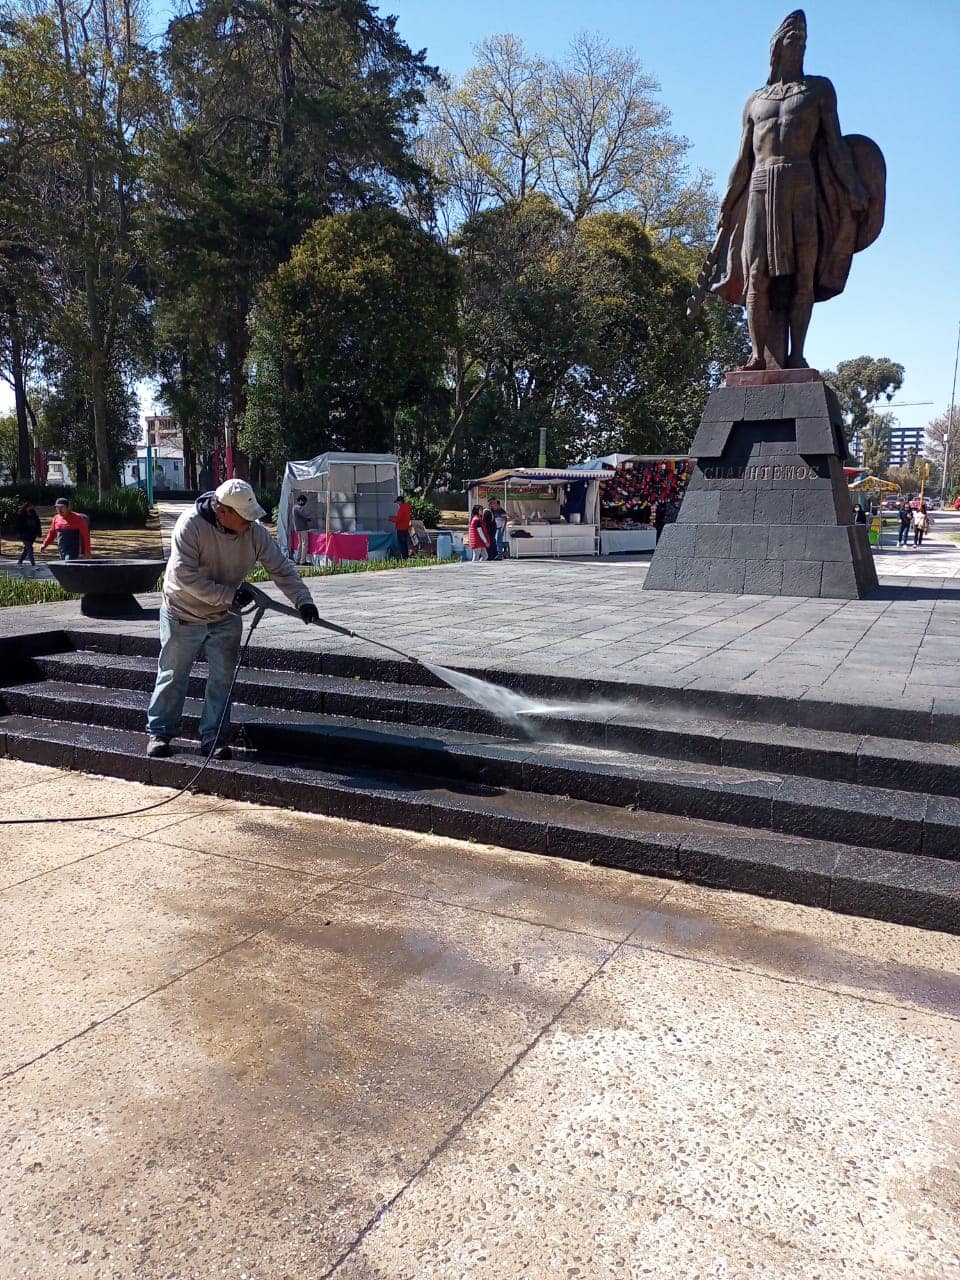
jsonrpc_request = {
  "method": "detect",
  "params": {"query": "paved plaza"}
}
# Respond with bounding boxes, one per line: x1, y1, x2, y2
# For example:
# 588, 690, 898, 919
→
2, 760, 959, 1279
3, 509, 960, 1277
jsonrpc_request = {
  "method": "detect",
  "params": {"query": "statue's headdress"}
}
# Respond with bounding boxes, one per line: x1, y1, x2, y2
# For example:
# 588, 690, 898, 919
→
768, 9, 807, 83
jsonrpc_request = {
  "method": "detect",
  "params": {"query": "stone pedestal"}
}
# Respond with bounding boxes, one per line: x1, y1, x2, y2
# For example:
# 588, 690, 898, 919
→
643, 371, 878, 599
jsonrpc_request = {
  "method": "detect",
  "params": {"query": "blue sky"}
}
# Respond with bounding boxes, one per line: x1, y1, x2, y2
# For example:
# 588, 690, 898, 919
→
384, 0, 960, 438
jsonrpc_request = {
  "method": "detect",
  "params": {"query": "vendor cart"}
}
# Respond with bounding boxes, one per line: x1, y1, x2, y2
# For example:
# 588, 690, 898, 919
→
468, 468, 601, 558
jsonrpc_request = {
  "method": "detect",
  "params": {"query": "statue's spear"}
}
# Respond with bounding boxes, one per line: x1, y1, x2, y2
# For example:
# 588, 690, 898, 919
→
686, 229, 726, 319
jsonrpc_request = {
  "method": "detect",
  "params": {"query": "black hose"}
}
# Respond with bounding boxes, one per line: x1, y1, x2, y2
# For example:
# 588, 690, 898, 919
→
0, 604, 269, 826
1, 587, 445, 826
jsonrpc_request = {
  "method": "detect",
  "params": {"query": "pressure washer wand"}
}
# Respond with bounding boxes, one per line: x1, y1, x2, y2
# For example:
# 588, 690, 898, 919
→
241, 582, 424, 669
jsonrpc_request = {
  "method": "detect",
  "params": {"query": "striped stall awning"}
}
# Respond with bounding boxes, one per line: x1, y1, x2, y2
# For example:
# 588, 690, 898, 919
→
469, 469, 599, 486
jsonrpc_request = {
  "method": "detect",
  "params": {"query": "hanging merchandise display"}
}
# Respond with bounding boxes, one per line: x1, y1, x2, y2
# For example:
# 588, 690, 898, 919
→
572, 455, 693, 554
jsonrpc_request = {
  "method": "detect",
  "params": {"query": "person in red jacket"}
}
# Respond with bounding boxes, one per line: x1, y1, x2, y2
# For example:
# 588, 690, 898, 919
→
389, 494, 413, 559
41, 496, 91, 560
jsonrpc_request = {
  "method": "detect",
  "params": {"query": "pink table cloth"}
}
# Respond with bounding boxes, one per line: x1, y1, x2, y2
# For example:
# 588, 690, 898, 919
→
305, 532, 369, 562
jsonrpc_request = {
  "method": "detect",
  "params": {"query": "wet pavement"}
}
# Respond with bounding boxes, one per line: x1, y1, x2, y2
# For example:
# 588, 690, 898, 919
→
2, 760, 959, 1279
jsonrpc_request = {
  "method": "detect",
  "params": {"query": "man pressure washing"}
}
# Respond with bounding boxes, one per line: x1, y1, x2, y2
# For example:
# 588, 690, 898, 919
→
146, 479, 319, 760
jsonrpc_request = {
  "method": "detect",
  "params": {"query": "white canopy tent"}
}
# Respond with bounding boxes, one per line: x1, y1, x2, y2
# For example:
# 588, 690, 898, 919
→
277, 452, 401, 559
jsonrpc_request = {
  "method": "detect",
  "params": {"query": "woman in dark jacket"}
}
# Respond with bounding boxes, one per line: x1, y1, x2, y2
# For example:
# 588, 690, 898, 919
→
14, 502, 42, 567
482, 504, 499, 561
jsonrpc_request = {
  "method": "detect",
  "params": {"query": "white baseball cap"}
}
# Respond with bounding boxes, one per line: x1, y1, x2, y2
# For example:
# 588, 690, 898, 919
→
215, 479, 265, 522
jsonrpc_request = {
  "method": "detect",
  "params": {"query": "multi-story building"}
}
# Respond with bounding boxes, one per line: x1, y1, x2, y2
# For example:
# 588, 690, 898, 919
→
847, 424, 925, 471
122, 413, 186, 490
887, 425, 926, 470
144, 413, 181, 451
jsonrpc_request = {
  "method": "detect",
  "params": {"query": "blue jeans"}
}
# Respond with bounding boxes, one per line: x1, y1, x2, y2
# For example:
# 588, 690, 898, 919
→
146, 606, 242, 746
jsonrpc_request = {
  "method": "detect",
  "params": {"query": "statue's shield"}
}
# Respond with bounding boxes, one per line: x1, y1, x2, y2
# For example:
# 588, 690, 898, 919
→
845, 134, 886, 251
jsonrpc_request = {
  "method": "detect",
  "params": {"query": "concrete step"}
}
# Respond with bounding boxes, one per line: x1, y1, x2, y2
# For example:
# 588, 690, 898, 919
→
1, 713, 958, 937
62, 625, 960, 746
4, 677, 960, 863
29, 650, 499, 732
13, 625, 960, 747
20, 651, 960, 802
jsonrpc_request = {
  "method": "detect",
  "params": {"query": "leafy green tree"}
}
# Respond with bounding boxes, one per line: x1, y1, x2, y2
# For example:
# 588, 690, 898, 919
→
0, 10, 64, 480
412, 35, 743, 491
431, 195, 616, 482
0, 0, 164, 494
924, 408, 958, 496
0, 414, 20, 479
154, 0, 438, 469
824, 356, 904, 453
39, 351, 140, 485
860, 411, 892, 477
242, 208, 459, 466
421, 198, 747, 490
575, 215, 747, 455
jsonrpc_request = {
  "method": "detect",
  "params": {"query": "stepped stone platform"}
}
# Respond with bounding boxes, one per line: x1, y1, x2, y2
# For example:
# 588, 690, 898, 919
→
644, 373, 878, 599
2, 562, 960, 935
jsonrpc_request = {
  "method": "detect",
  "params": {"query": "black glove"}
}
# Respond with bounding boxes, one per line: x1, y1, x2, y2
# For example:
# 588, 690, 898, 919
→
298, 602, 320, 625
232, 585, 255, 609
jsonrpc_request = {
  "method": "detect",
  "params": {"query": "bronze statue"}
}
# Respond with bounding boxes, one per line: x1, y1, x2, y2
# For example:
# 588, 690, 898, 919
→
689, 10, 885, 371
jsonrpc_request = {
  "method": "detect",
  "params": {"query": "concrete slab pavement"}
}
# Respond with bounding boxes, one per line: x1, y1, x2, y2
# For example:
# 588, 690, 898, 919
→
2, 760, 960, 1279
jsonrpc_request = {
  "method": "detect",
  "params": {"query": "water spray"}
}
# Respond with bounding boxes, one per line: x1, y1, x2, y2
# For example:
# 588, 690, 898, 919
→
0, 582, 558, 825
237, 585, 555, 722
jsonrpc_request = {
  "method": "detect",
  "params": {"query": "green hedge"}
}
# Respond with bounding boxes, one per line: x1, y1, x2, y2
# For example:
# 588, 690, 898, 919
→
0, 483, 150, 527
71, 485, 150, 527
255, 489, 279, 524
409, 495, 441, 526
0, 483, 69, 505
0, 554, 460, 609
0, 496, 20, 535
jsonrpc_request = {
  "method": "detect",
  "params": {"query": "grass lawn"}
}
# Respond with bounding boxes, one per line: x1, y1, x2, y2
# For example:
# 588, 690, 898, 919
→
0, 504, 164, 564
1, 499, 460, 608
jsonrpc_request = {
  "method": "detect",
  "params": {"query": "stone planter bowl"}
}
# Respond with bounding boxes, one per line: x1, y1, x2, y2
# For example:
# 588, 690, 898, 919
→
47, 559, 166, 616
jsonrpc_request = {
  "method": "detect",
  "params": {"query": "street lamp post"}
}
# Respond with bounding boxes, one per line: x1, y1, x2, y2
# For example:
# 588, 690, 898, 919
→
939, 320, 960, 505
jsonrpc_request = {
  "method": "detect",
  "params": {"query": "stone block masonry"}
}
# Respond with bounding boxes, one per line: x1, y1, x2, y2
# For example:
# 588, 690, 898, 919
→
644, 374, 879, 600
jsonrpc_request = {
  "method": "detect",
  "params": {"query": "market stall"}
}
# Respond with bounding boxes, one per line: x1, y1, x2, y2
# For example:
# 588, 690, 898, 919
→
277, 452, 401, 563
573, 454, 693, 554
848, 474, 900, 548
468, 468, 601, 558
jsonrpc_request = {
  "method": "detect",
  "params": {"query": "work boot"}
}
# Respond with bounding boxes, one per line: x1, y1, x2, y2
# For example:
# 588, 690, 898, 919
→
202, 742, 232, 761
146, 736, 172, 758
